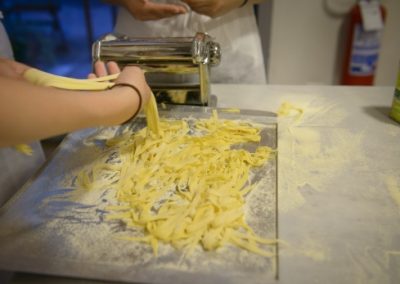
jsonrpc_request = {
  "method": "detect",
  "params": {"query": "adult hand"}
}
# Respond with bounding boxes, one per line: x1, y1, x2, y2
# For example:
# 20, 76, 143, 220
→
110, 0, 187, 21
181, 0, 244, 18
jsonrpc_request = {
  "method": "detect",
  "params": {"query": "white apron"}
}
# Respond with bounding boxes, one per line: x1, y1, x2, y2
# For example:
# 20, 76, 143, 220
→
114, 2, 267, 84
0, 14, 45, 208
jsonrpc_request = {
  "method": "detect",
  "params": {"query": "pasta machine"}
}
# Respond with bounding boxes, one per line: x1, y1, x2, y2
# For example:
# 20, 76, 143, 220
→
92, 32, 221, 106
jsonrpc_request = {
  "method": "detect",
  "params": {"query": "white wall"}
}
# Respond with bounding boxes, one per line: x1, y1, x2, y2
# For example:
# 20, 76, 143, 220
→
259, 0, 400, 86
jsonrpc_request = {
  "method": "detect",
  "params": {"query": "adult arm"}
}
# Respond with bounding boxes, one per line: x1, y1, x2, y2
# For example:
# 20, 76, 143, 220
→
105, 0, 187, 21
182, 0, 267, 18
0, 66, 150, 147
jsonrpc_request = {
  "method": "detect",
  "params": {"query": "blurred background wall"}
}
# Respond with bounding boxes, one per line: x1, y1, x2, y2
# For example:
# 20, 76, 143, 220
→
259, 0, 400, 86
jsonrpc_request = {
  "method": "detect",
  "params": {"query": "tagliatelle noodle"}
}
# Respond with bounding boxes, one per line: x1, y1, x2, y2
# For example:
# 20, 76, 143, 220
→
74, 106, 276, 257
20, 67, 276, 256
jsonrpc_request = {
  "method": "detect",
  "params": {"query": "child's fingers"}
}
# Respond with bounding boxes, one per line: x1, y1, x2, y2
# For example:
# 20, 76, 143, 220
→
87, 73, 96, 79
107, 61, 120, 74
94, 61, 108, 77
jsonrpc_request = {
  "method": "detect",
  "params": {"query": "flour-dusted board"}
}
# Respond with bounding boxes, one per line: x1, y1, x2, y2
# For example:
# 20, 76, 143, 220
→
0, 106, 278, 284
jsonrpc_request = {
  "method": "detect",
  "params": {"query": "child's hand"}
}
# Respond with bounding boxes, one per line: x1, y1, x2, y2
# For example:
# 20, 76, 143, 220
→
115, 66, 152, 108
88, 61, 120, 78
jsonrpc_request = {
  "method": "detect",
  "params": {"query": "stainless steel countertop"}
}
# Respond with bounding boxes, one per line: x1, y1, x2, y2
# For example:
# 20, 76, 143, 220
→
5, 84, 400, 284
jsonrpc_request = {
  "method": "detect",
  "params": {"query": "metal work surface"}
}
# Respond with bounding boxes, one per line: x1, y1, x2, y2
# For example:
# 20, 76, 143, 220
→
0, 106, 277, 284
3, 85, 400, 284
214, 85, 400, 284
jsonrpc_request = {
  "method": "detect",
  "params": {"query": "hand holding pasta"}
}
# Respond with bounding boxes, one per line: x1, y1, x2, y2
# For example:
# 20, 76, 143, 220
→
0, 59, 152, 147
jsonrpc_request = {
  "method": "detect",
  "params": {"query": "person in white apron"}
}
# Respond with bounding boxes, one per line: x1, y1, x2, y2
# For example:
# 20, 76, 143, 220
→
113, 0, 267, 84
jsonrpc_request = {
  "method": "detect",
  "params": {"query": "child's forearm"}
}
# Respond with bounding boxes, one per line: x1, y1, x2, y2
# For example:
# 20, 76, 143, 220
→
0, 78, 139, 147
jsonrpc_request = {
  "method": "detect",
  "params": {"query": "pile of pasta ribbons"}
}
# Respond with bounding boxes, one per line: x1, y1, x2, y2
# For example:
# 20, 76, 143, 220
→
79, 107, 276, 257
21, 68, 276, 256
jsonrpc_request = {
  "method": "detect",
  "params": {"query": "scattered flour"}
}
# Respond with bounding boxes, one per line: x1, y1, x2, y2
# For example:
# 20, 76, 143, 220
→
277, 99, 365, 212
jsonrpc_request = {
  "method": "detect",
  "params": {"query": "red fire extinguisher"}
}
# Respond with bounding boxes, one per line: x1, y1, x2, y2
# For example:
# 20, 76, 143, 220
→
341, 0, 386, 85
